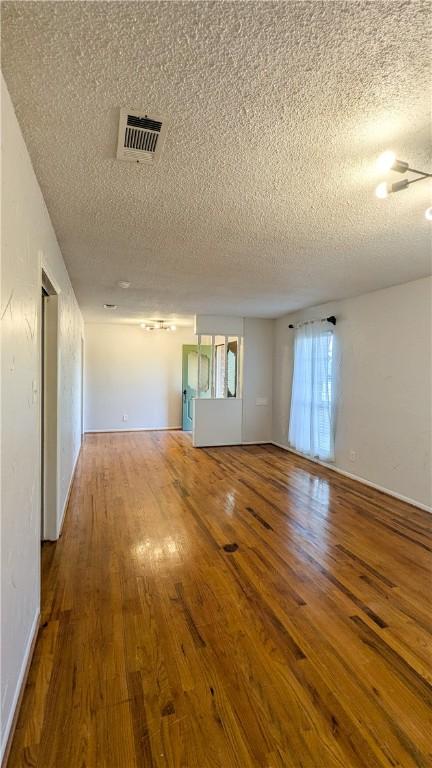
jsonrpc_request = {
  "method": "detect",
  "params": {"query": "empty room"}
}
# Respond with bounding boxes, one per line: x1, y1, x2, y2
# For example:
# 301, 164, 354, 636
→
1, 2, 431, 767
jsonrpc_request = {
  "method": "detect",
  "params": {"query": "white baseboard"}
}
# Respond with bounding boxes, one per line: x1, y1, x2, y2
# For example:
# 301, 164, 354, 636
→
57, 444, 82, 537
85, 426, 182, 433
1, 610, 40, 765
272, 442, 431, 514
241, 441, 272, 445
196, 440, 272, 448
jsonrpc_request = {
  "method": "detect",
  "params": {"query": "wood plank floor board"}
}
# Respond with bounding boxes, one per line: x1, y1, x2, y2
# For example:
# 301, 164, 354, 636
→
6, 432, 432, 768
220, 548, 425, 766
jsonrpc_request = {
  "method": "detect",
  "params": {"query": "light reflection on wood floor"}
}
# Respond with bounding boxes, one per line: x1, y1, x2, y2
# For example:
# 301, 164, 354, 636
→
7, 431, 432, 768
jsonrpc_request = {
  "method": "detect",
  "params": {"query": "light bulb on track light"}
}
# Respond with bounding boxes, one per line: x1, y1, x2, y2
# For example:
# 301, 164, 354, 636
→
376, 151, 396, 173
376, 150, 409, 174
375, 182, 390, 199
374, 152, 430, 204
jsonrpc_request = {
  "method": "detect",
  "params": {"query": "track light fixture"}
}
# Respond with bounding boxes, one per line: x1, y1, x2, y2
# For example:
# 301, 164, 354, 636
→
375, 151, 409, 174
375, 179, 409, 199
375, 151, 431, 200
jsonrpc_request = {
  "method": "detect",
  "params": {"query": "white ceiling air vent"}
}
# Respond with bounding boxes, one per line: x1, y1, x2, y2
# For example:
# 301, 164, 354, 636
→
116, 109, 166, 164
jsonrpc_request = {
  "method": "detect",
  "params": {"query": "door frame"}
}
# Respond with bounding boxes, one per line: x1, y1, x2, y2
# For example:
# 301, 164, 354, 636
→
40, 263, 60, 541
182, 344, 197, 431
81, 336, 84, 440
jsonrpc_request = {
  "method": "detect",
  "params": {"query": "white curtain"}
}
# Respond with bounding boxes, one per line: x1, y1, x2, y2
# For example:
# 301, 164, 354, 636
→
288, 322, 335, 461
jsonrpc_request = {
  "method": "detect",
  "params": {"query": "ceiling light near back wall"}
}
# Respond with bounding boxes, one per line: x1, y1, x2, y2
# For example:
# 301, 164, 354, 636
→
140, 320, 176, 331
117, 280, 131, 289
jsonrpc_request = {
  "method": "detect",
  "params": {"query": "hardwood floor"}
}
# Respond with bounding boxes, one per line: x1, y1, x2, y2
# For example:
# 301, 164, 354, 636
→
7, 432, 432, 768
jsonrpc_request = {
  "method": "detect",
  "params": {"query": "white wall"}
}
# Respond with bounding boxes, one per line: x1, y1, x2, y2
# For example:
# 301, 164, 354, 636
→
193, 398, 243, 447
242, 317, 273, 443
191, 315, 273, 446
1, 76, 83, 759
86, 317, 274, 442
273, 277, 432, 509
84, 323, 196, 431
195, 314, 244, 336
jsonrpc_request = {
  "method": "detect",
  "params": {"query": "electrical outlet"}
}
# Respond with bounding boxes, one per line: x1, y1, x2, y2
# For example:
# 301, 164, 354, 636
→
123, 414, 128, 422
349, 450, 357, 462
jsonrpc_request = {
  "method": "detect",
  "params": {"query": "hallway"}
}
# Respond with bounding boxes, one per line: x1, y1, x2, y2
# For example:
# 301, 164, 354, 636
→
7, 432, 431, 768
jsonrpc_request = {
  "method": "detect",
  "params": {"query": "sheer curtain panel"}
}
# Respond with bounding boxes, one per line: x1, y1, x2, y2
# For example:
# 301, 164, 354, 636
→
288, 322, 335, 461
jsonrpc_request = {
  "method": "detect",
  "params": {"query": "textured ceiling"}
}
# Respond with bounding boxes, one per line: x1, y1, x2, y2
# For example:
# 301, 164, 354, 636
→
1, 1, 431, 323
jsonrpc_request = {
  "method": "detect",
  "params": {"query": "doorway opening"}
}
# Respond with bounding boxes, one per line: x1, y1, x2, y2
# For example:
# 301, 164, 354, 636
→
182, 344, 212, 431
182, 336, 243, 431
41, 270, 59, 541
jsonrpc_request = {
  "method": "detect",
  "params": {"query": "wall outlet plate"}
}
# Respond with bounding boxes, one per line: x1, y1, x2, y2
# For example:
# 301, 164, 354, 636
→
123, 414, 128, 422
349, 450, 357, 462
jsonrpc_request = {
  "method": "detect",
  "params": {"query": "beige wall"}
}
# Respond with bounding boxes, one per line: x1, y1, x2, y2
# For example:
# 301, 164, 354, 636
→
273, 277, 432, 509
242, 317, 273, 443
86, 317, 274, 443
1, 76, 83, 758
84, 323, 196, 431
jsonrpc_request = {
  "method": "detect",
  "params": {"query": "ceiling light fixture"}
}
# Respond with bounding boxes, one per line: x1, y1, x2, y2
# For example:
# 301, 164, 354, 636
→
425, 207, 432, 221
375, 150, 431, 200
376, 151, 409, 174
104, 303, 118, 309
117, 281, 131, 289
140, 320, 177, 332
375, 181, 390, 199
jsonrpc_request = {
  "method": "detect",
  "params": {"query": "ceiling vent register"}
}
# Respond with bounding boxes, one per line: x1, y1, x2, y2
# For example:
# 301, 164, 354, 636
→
117, 109, 166, 163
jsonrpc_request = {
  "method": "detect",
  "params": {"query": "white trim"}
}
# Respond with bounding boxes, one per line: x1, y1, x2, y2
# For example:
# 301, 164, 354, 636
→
1, 610, 39, 763
57, 444, 81, 537
211, 335, 215, 398
237, 336, 243, 399
85, 426, 182, 433
241, 440, 272, 445
272, 442, 432, 514
40, 252, 62, 297
195, 440, 271, 447
223, 335, 228, 399
197, 334, 202, 398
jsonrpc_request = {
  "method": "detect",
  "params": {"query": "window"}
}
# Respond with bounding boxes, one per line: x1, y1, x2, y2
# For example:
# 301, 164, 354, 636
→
288, 324, 335, 461
215, 343, 225, 398
188, 351, 210, 393
227, 339, 238, 397
197, 335, 242, 399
